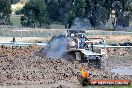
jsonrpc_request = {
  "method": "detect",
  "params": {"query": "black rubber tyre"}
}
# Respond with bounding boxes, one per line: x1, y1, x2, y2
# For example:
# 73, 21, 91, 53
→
96, 58, 101, 69
88, 57, 101, 69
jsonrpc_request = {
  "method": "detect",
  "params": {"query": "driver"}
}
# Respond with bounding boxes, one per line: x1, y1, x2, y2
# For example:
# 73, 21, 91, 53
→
79, 34, 85, 49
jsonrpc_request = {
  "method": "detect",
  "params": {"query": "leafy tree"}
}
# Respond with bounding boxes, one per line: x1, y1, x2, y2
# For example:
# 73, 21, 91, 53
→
85, 0, 93, 16
46, 0, 60, 23
15, 9, 23, 15
122, 0, 132, 27
103, 0, 114, 20
21, 0, 50, 28
84, 1, 108, 28
111, 1, 131, 28
65, 0, 86, 28
72, 0, 86, 17
0, 0, 12, 25
19, 0, 131, 29
46, 0, 73, 23
10, 0, 20, 4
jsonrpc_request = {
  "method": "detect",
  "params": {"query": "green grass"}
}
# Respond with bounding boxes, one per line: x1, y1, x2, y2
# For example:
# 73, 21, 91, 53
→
50, 23, 65, 29
10, 15, 21, 27
10, 15, 65, 28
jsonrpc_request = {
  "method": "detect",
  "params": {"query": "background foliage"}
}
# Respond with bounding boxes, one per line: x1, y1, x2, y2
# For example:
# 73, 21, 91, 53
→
0, 0, 12, 25
0, 0, 132, 29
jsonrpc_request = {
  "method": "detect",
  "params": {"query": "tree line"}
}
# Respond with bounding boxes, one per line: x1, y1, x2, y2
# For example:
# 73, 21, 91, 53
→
0, 0, 132, 29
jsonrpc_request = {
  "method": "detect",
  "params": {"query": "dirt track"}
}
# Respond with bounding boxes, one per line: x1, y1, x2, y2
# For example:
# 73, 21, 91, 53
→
0, 45, 132, 88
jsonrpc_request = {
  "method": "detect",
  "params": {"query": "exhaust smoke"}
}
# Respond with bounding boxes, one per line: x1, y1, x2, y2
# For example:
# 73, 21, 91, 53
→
70, 17, 92, 30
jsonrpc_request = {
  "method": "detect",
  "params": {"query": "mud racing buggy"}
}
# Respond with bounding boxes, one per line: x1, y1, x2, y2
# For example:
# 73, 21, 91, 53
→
66, 30, 106, 68
46, 30, 106, 68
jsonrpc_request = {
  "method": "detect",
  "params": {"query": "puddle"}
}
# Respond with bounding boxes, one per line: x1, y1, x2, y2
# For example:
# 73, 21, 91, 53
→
110, 67, 132, 75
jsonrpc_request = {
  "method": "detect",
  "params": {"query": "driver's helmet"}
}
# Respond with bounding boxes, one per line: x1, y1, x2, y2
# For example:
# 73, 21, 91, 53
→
81, 34, 84, 38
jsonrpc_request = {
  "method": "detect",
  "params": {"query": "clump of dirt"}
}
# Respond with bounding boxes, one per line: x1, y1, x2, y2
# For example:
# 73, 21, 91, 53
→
0, 45, 132, 88
0, 45, 41, 58
0, 56, 83, 87
107, 48, 131, 56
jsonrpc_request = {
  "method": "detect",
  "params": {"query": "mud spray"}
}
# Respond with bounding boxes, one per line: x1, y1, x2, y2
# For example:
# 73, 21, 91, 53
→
70, 17, 91, 30
45, 35, 68, 59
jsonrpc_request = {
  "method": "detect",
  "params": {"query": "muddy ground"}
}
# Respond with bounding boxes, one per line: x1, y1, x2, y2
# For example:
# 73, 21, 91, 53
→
0, 45, 132, 88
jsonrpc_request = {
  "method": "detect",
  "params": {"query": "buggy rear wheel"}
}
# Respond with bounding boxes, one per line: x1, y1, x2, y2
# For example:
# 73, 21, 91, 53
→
88, 57, 101, 69
96, 57, 101, 69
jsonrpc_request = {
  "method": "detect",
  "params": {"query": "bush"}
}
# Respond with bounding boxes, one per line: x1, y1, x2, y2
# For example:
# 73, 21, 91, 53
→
21, 0, 50, 28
